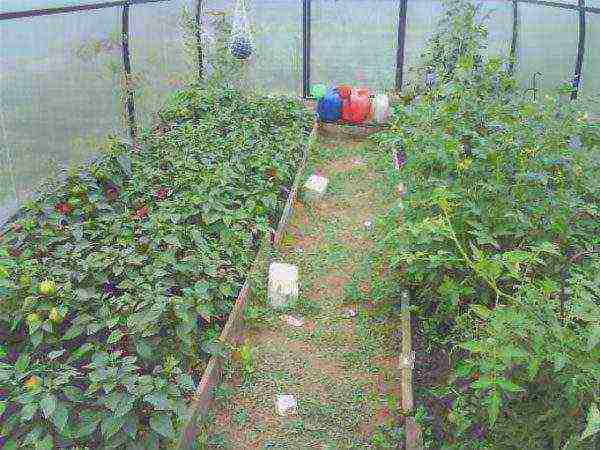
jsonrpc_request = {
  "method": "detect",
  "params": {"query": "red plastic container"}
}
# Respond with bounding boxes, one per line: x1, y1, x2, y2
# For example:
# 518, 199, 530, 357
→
348, 88, 372, 124
338, 85, 352, 99
338, 85, 353, 123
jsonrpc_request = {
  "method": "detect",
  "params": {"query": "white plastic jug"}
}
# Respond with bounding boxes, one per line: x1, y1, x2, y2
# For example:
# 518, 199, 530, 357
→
373, 94, 391, 124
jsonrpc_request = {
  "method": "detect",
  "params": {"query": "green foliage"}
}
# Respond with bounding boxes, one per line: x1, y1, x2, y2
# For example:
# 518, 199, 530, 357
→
372, 1, 600, 448
416, 0, 490, 85
0, 86, 312, 448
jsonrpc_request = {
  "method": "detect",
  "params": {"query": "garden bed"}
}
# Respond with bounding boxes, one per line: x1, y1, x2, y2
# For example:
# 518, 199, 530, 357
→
175, 123, 316, 449
0, 86, 313, 449
383, 69, 600, 450
382, 89, 600, 448
368, 2, 600, 448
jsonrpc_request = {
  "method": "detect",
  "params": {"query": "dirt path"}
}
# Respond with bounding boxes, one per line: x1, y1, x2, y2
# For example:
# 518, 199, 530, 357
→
202, 137, 404, 449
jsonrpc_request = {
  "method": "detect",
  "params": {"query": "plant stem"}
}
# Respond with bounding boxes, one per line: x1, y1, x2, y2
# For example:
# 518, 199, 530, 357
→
442, 208, 515, 304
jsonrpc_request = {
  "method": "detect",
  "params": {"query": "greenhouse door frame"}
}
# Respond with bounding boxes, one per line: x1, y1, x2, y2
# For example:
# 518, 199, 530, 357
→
300, 0, 409, 98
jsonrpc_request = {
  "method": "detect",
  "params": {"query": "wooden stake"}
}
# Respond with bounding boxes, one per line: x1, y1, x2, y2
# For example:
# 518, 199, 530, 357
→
400, 290, 423, 450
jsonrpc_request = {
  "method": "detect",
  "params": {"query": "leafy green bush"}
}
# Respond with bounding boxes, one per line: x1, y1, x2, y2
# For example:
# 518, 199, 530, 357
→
373, 1, 600, 448
0, 86, 312, 449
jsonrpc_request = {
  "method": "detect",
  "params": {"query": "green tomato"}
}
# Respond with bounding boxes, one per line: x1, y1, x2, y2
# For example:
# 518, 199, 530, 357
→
26, 312, 40, 324
49, 307, 62, 323
23, 296, 36, 309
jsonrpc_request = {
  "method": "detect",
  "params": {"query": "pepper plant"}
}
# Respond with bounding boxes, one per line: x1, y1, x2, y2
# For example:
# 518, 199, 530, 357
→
0, 84, 312, 448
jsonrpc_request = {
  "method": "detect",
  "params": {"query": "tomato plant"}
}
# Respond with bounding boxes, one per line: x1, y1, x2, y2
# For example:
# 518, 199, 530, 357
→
372, 1, 600, 448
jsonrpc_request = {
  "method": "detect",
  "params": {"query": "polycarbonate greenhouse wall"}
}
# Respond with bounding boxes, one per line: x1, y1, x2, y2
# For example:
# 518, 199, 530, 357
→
1, 0, 599, 222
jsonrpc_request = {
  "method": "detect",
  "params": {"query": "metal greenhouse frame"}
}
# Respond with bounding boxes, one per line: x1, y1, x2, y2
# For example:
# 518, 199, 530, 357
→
1, 0, 598, 137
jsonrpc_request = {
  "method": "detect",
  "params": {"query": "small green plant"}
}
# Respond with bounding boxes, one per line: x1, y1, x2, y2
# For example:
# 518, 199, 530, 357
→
232, 408, 250, 425
237, 343, 254, 379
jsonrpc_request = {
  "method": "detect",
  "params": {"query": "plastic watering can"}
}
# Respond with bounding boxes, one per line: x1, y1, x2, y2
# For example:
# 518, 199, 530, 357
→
347, 88, 371, 124
311, 84, 327, 101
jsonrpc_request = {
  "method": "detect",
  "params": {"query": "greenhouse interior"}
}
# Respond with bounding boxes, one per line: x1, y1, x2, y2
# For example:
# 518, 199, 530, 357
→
0, 0, 599, 449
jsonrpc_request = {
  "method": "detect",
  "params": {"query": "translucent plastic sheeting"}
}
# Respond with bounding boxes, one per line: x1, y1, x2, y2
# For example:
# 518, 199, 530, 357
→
202, 0, 235, 77
480, 0, 513, 59
0, 1, 87, 13
0, 9, 123, 220
515, 3, 579, 92
403, 0, 437, 83
583, 11, 600, 114
202, 0, 301, 94
130, 0, 195, 127
310, 0, 398, 92
249, 0, 302, 94
403, 1, 511, 84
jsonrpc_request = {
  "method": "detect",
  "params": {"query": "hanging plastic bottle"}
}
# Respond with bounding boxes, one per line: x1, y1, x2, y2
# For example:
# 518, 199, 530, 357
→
316, 87, 342, 123
348, 88, 371, 124
373, 93, 391, 124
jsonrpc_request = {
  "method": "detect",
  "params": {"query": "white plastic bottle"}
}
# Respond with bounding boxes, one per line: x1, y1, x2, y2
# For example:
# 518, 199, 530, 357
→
373, 93, 391, 124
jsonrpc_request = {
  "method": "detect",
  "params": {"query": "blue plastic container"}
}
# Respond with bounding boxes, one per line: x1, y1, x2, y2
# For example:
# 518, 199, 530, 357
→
316, 87, 342, 123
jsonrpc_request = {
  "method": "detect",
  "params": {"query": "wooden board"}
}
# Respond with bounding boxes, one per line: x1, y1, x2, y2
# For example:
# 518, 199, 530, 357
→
395, 144, 423, 450
400, 290, 423, 450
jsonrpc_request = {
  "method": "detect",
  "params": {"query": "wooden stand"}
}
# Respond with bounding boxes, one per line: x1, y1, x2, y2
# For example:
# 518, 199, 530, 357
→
316, 121, 389, 140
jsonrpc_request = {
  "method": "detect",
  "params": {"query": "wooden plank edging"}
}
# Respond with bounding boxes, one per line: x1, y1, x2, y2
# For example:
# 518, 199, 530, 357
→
400, 290, 422, 450
394, 147, 423, 450
175, 125, 316, 449
316, 122, 388, 140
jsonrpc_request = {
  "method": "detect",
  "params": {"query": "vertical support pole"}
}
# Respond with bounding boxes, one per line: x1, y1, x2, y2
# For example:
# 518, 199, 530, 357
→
532, 71, 542, 102
196, 0, 203, 81
509, 0, 519, 75
122, 4, 136, 140
572, 0, 586, 100
302, 0, 311, 98
395, 0, 408, 92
